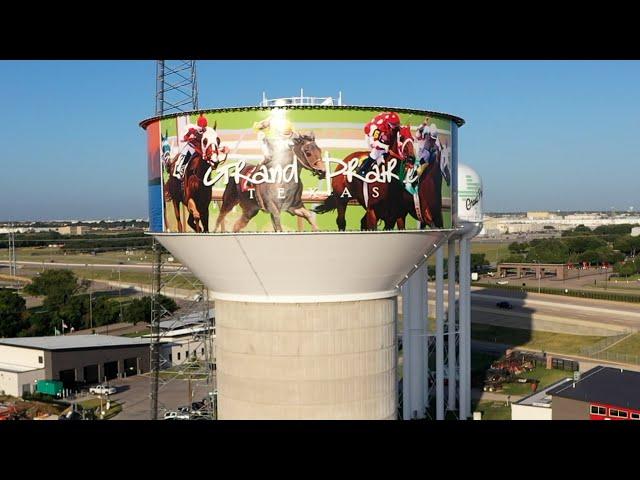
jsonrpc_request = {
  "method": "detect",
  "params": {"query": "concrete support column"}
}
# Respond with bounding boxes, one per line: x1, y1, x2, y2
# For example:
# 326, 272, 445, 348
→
435, 246, 445, 420
97, 364, 103, 384
459, 236, 470, 419
402, 262, 428, 420
215, 297, 397, 420
460, 236, 472, 419
447, 237, 457, 412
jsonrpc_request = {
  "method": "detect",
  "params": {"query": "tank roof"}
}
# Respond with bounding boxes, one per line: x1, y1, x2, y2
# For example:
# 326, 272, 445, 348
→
139, 104, 465, 130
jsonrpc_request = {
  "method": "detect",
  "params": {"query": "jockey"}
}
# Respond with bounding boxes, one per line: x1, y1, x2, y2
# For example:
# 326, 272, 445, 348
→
358, 112, 401, 176
172, 114, 209, 179
253, 108, 295, 162
415, 119, 441, 178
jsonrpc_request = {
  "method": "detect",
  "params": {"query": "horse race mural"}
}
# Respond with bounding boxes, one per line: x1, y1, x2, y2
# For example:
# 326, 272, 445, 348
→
143, 106, 462, 233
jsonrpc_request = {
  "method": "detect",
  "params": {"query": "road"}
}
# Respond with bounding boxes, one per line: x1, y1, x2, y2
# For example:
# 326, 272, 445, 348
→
0, 259, 183, 272
423, 286, 640, 334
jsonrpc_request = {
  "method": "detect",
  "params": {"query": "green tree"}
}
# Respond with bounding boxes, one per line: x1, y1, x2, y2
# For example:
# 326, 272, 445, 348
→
614, 261, 638, 278
91, 297, 121, 327
24, 270, 81, 301
0, 289, 27, 337
508, 241, 528, 254
563, 235, 607, 254
613, 235, 640, 256
123, 295, 178, 325
525, 238, 570, 263
561, 224, 593, 237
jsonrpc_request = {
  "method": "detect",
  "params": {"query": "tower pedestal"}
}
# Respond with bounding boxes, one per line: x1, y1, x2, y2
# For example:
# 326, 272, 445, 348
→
215, 297, 397, 420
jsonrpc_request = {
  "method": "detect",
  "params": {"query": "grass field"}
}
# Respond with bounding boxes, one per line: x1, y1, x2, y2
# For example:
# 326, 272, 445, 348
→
77, 398, 122, 419
500, 367, 573, 396
0, 247, 151, 265
470, 240, 512, 263
473, 400, 511, 420
71, 268, 200, 291
471, 323, 604, 355
605, 333, 640, 356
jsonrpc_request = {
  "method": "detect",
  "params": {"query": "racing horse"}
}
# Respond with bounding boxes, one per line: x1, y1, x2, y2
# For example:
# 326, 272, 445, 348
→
314, 126, 416, 231
391, 135, 451, 229
213, 133, 326, 233
163, 124, 228, 232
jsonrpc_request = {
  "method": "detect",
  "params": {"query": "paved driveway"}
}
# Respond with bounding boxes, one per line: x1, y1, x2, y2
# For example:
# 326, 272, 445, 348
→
103, 374, 215, 420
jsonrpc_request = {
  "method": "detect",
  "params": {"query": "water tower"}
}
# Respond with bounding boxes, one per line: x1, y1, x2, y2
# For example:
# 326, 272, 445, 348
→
141, 94, 481, 419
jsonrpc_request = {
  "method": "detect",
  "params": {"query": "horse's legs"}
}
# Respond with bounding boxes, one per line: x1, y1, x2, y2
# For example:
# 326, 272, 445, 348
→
291, 207, 319, 232
270, 210, 283, 232
172, 200, 183, 233
396, 215, 406, 230
365, 208, 378, 231
215, 181, 240, 232
201, 208, 210, 233
187, 212, 199, 232
232, 203, 260, 233
360, 213, 368, 231
336, 200, 347, 231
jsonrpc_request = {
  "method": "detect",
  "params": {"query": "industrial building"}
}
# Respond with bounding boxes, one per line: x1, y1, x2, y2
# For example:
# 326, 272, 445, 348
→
512, 366, 640, 420
146, 308, 216, 368
0, 335, 151, 396
548, 366, 640, 420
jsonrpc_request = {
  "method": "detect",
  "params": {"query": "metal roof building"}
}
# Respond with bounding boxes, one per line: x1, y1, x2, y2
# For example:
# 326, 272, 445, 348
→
548, 366, 640, 419
0, 335, 152, 397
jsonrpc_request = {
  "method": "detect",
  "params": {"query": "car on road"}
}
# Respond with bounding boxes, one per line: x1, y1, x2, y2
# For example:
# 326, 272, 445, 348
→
496, 301, 513, 310
89, 385, 117, 396
163, 411, 190, 420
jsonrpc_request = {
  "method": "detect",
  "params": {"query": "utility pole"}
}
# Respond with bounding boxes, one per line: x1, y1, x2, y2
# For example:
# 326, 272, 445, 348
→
89, 289, 93, 330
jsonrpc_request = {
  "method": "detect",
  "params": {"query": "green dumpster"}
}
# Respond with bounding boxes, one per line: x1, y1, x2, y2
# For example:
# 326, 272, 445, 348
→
36, 379, 64, 397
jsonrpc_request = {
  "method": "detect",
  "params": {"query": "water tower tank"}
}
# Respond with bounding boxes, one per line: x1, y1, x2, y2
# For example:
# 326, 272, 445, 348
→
141, 105, 464, 419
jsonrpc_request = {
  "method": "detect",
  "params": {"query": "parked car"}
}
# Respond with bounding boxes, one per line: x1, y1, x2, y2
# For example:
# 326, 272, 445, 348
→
89, 385, 117, 396
163, 411, 190, 420
496, 301, 513, 310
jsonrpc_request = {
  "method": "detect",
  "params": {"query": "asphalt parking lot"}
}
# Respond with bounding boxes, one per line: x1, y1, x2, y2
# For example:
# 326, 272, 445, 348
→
99, 374, 215, 420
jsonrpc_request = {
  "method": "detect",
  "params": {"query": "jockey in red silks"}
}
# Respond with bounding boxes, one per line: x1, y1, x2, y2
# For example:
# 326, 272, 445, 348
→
172, 114, 209, 179
358, 112, 401, 176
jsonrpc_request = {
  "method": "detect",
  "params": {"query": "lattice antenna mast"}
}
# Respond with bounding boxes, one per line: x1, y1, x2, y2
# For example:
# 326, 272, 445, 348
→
156, 61, 199, 115
151, 60, 216, 421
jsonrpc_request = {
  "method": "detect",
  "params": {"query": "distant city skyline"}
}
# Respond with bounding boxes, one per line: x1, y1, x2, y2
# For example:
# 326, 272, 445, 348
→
0, 60, 638, 220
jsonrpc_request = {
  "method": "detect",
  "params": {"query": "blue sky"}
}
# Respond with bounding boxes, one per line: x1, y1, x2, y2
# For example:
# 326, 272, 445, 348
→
0, 60, 638, 220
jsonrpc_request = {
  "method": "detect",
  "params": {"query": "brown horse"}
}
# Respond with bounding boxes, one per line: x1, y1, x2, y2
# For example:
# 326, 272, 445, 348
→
213, 133, 326, 233
163, 125, 227, 232
314, 126, 416, 231
390, 136, 449, 229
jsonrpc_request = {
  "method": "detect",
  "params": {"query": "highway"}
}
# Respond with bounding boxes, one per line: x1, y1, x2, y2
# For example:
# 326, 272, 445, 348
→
5, 259, 639, 333
0, 259, 183, 272
425, 286, 640, 335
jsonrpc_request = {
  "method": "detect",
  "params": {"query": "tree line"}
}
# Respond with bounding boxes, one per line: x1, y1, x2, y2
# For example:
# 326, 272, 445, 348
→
0, 270, 177, 338
503, 224, 640, 276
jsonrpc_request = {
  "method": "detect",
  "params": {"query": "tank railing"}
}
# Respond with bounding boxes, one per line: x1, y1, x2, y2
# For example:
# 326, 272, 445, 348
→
260, 96, 339, 107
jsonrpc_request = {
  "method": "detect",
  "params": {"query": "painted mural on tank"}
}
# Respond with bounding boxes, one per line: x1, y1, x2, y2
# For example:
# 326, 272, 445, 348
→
143, 107, 459, 233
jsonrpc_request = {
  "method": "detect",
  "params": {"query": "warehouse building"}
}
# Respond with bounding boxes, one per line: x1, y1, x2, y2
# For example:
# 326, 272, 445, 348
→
548, 366, 640, 420
0, 335, 151, 396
